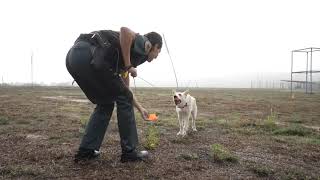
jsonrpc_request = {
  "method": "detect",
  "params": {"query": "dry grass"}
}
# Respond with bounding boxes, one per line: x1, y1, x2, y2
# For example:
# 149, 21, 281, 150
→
0, 86, 319, 179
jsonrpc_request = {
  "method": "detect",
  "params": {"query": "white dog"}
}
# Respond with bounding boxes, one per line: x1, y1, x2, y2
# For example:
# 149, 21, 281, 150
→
173, 90, 198, 136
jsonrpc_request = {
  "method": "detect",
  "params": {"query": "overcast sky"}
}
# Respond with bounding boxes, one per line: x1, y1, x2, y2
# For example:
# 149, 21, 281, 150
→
0, 0, 320, 87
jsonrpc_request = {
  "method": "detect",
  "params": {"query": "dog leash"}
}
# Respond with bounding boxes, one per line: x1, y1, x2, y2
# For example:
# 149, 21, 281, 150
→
133, 77, 137, 93
132, 76, 155, 90
137, 76, 155, 87
163, 33, 179, 89
132, 76, 158, 123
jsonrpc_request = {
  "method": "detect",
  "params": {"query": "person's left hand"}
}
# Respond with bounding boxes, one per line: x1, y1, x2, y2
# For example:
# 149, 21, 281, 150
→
128, 67, 137, 77
139, 107, 149, 120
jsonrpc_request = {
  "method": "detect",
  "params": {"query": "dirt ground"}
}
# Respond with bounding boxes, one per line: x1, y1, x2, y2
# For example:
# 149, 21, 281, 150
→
0, 86, 319, 179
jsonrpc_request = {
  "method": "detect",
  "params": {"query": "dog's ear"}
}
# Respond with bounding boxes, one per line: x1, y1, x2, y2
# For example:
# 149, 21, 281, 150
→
183, 89, 189, 95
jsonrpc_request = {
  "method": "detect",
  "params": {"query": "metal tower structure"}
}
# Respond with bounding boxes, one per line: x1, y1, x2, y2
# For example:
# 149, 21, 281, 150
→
283, 47, 320, 94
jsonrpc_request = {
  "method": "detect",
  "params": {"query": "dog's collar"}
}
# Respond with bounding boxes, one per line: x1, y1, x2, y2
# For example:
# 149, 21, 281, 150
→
179, 103, 188, 109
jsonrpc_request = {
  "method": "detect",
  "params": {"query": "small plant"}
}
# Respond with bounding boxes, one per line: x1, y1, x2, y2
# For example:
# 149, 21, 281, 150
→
248, 164, 273, 177
263, 108, 277, 130
143, 124, 160, 150
0, 116, 9, 125
308, 137, 320, 145
291, 113, 302, 124
210, 143, 238, 163
79, 116, 89, 134
176, 153, 199, 161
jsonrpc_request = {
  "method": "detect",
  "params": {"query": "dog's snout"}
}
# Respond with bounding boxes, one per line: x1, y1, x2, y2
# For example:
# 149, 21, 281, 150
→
174, 95, 181, 105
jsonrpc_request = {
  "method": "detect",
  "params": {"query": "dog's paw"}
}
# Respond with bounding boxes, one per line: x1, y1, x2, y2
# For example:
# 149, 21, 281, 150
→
177, 132, 182, 136
192, 128, 197, 132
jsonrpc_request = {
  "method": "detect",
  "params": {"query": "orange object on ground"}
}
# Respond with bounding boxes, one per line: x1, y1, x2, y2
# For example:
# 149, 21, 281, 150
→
148, 114, 158, 121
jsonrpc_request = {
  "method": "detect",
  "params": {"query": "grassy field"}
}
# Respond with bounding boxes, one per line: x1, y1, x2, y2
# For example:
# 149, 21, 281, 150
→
0, 86, 319, 179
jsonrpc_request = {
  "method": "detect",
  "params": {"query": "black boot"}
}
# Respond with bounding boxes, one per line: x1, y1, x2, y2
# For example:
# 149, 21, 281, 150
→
120, 150, 149, 163
74, 148, 100, 163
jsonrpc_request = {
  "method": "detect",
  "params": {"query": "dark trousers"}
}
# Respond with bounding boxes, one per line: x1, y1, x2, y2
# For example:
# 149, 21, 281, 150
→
66, 41, 138, 153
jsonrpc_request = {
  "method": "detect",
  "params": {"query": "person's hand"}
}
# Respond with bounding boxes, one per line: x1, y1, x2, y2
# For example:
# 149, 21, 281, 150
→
128, 67, 137, 77
139, 107, 149, 121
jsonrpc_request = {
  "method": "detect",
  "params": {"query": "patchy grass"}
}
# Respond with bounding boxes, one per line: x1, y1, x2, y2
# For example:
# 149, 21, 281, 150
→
79, 115, 89, 135
308, 137, 320, 145
290, 113, 303, 124
215, 117, 256, 135
170, 136, 192, 144
228, 112, 242, 121
216, 112, 243, 128
261, 108, 277, 130
176, 153, 199, 161
0, 165, 42, 178
59, 104, 82, 113
143, 124, 160, 150
0, 116, 9, 125
281, 168, 311, 180
217, 108, 278, 131
247, 164, 274, 177
16, 120, 31, 125
273, 125, 313, 137
1, 87, 320, 179
234, 127, 259, 136
273, 135, 320, 145
210, 143, 238, 163
155, 116, 178, 128
195, 118, 215, 130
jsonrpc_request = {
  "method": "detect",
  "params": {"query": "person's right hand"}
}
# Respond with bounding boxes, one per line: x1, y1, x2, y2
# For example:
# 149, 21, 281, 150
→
139, 107, 149, 121
128, 67, 137, 77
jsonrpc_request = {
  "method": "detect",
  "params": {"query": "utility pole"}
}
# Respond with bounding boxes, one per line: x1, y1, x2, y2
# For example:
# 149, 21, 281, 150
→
31, 51, 34, 87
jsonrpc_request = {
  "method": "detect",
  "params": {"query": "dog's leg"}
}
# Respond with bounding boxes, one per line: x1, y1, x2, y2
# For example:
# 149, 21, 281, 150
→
185, 112, 191, 133
177, 113, 182, 136
181, 114, 185, 136
191, 104, 198, 131
182, 113, 190, 136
